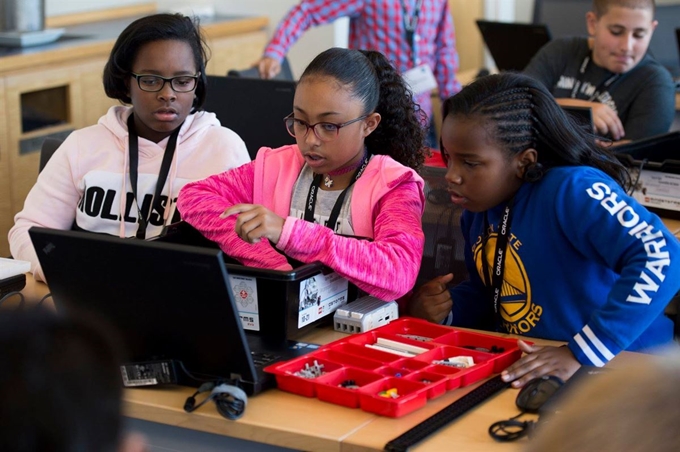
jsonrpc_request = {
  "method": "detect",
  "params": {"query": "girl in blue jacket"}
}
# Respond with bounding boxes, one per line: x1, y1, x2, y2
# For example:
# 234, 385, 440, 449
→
409, 72, 680, 387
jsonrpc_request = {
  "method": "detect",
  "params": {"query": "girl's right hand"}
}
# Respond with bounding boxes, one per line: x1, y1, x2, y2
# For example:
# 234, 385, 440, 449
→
221, 203, 285, 245
407, 273, 454, 323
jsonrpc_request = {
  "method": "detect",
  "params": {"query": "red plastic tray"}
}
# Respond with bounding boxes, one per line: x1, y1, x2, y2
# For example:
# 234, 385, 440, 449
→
264, 317, 522, 417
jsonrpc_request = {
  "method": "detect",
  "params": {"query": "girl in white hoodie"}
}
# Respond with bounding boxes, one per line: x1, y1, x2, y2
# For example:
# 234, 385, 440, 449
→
9, 14, 250, 282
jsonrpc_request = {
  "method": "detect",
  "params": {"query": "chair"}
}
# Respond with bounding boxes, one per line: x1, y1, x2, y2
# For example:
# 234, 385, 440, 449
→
416, 164, 468, 288
39, 137, 64, 172
227, 57, 294, 81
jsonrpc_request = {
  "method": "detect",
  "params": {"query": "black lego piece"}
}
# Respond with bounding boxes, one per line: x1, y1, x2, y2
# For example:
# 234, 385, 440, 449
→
384, 375, 510, 452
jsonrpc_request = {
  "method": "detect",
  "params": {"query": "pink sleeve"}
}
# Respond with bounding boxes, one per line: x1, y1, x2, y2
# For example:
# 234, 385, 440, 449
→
276, 180, 425, 300
177, 162, 291, 270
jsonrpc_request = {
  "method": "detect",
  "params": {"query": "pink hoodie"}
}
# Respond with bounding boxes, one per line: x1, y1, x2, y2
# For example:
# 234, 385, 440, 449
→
178, 145, 426, 300
9, 105, 250, 282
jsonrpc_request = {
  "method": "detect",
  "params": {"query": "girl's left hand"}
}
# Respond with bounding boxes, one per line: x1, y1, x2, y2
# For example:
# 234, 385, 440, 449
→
221, 204, 285, 245
500, 340, 581, 388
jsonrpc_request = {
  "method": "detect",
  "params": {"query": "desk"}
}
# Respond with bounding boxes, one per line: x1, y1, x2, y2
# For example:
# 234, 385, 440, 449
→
662, 217, 680, 237
17, 277, 660, 452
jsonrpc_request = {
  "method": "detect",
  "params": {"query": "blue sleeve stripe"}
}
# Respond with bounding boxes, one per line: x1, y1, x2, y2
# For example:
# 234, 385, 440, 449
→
583, 325, 616, 361
574, 333, 606, 367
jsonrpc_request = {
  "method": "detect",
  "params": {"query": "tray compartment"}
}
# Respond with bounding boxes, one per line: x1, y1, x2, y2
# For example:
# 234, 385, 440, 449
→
359, 377, 429, 417
414, 346, 494, 386
267, 356, 343, 397
403, 370, 449, 399
315, 367, 386, 408
432, 330, 521, 372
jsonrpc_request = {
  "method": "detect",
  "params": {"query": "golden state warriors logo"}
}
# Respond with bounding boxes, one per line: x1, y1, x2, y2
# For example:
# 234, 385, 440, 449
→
473, 234, 541, 334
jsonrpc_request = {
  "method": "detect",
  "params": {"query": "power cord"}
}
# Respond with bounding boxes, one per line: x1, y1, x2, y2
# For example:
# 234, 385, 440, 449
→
627, 158, 648, 196
176, 361, 248, 421
0, 291, 25, 309
488, 412, 536, 442
183, 381, 247, 420
36, 292, 52, 308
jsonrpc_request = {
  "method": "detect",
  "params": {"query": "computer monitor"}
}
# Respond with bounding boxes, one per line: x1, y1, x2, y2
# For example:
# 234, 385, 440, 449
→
204, 75, 296, 160
476, 20, 552, 72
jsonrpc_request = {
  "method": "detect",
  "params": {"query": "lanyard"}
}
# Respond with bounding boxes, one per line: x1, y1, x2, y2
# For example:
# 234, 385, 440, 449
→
570, 55, 620, 101
303, 155, 370, 231
127, 114, 181, 239
480, 198, 515, 332
400, 0, 423, 66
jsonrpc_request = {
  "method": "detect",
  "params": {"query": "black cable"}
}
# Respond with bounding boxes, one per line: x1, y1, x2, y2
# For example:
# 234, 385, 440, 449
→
488, 412, 536, 442
36, 292, 52, 308
177, 361, 247, 421
183, 380, 247, 420
628, 158, 648, 196
0, 291, 25, 309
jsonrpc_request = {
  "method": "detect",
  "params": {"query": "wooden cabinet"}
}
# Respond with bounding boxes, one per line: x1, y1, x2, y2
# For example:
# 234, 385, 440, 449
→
0, 17, 268, 256
0, 78, 11, 256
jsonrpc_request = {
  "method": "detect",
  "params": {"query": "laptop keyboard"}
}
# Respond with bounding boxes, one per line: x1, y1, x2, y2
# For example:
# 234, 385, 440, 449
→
251, 351, 280, 367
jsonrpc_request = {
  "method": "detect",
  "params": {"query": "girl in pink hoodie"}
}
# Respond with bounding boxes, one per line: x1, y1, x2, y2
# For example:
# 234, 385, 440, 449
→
9, 14, 250, 282
178, 48, 427, 301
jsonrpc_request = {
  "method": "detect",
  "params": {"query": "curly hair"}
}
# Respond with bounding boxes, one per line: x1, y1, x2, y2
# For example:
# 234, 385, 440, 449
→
442, 72, 630, 188
299, 47, 428, 170
103, 13, 209, 111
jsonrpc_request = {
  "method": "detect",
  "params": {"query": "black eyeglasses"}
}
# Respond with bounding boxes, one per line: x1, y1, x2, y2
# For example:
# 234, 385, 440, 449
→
284, 113, 369, 142
130, 73, 200, 93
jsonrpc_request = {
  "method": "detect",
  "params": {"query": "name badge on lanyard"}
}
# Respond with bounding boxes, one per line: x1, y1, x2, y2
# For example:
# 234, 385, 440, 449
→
403, 64, 438, 95
400, 0, 436, 95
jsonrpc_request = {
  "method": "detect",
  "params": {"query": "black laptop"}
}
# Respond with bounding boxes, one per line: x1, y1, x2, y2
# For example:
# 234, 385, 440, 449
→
28, 227, 313, 395
204, 75, 296, 160
476, 20, 552, 72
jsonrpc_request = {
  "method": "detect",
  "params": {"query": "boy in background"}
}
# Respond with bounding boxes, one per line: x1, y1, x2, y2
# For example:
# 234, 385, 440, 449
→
524, 0, 674, 143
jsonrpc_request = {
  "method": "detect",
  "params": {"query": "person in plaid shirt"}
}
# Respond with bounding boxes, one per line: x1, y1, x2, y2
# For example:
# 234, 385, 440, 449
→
256, 0, 461, 132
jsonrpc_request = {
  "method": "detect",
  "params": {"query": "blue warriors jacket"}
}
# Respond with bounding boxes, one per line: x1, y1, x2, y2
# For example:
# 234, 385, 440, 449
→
446, 166, 680, 367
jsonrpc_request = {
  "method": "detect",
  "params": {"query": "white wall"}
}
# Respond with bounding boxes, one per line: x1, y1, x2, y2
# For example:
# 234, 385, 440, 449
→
46, 0, 145, 16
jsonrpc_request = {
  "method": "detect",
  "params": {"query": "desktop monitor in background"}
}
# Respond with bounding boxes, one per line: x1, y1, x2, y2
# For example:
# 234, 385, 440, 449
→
476, 20, 552, 72
204, 75, 296, 160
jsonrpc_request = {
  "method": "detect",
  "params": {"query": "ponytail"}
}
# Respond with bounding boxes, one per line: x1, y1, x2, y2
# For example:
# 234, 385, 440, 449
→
300, 48, 427, 170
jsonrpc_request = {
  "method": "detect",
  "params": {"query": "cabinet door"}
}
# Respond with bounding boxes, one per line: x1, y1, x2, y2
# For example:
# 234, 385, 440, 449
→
4, 63, 84, 228
205, 30, 269, 76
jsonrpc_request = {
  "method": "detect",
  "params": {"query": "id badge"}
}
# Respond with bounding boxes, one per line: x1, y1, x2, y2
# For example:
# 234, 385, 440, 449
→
402, 64, 438, 95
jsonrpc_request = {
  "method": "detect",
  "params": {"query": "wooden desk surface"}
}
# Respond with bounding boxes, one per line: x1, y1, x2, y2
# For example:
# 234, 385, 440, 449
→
662, 217, 680, 237
16, 273, 660, 452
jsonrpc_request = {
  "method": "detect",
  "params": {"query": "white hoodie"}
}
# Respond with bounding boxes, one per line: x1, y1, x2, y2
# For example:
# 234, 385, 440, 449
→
9, 105, 250, 282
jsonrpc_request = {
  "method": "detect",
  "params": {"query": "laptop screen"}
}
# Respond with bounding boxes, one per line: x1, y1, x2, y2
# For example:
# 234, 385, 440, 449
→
476, 20, 552, 72
29, 227, 266, 392
204, 75, 296, 160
